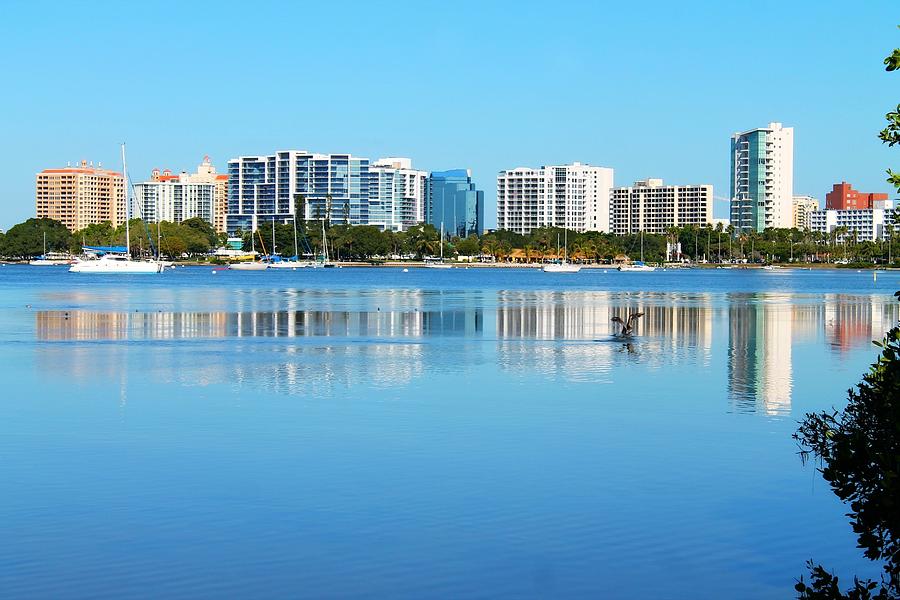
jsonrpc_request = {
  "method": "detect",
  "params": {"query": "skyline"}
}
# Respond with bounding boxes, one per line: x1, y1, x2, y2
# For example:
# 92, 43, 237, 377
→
1, 0, 896, 231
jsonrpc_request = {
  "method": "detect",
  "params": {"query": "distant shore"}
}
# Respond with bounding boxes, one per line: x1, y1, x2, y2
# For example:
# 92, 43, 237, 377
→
4, 260, 898, 271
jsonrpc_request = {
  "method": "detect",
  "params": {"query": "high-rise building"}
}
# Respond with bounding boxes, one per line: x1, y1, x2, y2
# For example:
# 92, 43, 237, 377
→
496, 162, 614, 235
227, 151, 371, 234
134, 168, 216, 225
810, 202, 896, 242
427, 169, 485, 238
825, 182, 888, 210
791, 195, 820, 230
178, 156, 229, 232
368, 158, 428, 232
36, 160, 125, 231
730, 122, 794, 233
611, 179, 713, 234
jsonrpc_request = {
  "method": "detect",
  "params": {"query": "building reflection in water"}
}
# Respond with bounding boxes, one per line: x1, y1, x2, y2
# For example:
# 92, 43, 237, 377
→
824, 294, 898, 354
35, 308, 482, 341
726, 293, 898, 416
495, 291, 715, 382
727, 294, 794, 416
34, 304, 483, 396
33, 290, 899, 412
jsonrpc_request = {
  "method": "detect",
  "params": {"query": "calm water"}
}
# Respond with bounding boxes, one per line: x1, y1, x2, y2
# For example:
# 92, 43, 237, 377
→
0, 265, 896, 598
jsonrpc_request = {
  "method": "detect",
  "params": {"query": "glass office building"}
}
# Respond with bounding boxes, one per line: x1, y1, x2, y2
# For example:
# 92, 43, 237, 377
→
426, 169, 484, 238
226, 151, 370, 234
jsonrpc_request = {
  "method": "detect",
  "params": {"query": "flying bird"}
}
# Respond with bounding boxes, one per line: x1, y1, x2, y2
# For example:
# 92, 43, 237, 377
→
611, 312, 644, 337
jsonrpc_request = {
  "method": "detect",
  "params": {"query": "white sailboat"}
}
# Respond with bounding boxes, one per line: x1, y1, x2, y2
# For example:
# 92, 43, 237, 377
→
618, 230, 656, 272
230, 228, 269, 270
543, 230, 581, 273
70, 144, 163, 274
319, 218, 335, 267
266, 217, 308, 268
29, 232, 74, 265
424, 223, 453, 268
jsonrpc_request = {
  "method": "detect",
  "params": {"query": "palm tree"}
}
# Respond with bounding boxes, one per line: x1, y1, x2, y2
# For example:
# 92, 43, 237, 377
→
415, 237, 436, 258
523, 242, 535, 264
481, 239, 500, 262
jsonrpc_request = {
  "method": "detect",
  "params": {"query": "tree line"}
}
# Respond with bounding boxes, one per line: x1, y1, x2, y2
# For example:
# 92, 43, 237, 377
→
0, 217, 222, 259
4, 215, 900, 265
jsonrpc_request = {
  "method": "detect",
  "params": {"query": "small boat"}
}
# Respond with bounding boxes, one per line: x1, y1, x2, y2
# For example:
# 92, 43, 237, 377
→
30, 233, 74, 265
229, 261, 269, 271
543, 262, 581, 273
424, 222, 453, 268
266, 256, 307, 268
618, 261, 656, 272
543, 230, 581, 273
617, 231, 655, 272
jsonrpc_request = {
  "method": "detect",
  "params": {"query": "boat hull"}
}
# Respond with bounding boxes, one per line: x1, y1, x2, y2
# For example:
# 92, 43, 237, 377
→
29, 259, 73, 266
69, 258, 163, 273
542, 264, 581, 273
229, 262, 269, 271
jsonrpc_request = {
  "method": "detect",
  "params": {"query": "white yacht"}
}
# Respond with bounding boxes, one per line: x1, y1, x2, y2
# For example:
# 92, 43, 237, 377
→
424, 223, 454, 268
70, 145, 164, 274
542, 231, 581, 273
617, 261, 656, 272
229, 261, 269, 271
70, 251, 164, 273
617, 231, 656, 272
30, 233, 74, 265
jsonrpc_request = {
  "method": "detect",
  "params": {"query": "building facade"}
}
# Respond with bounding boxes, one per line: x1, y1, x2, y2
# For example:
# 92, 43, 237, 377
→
134, 169, 216, 225
611, 178, 712, 234
730, 122, 794, 233
825, 182, 888, 210
368, 158, 428, 232
173, 156, 229, 232
792, 195, 819, 230
810, 203, 896, 242
427, 169, 485, 238
227, 151, 371, 234
496, 162, 614, 235
36, 160, 125, 231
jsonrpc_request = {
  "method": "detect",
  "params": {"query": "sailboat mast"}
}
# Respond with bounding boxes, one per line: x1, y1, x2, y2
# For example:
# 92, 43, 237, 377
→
122, 143, 130, 256
440, 222, 444, 260
293, 217, 298, 258
640, 230, 644, 262
564, 229, 568, 263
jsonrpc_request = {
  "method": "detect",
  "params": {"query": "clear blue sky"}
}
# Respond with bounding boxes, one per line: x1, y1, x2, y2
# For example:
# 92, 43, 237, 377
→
0, 0, 896, 230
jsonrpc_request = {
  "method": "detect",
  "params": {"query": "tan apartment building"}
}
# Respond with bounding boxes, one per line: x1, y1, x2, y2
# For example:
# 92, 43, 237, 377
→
611, 179, 713, 234
792, 195, 819, 230
36, 160, 126, 231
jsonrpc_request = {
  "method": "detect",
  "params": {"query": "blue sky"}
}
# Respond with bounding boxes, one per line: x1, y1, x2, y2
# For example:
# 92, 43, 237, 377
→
0, 0, 896, 230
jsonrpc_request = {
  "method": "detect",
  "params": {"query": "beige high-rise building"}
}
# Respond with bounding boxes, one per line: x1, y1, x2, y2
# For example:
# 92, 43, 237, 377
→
792, 195, 819, 230
173, 156, 228, 232
611, 179, 713, 234
35, 160, 125, 231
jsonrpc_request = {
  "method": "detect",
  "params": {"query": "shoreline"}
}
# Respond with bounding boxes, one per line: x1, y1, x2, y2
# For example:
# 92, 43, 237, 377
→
3, 259, 899, 271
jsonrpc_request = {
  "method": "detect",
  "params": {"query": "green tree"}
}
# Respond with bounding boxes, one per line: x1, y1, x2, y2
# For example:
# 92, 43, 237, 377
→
0, 218, 71, 258
793, 34, 900, 600
456, 235, 481, 257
